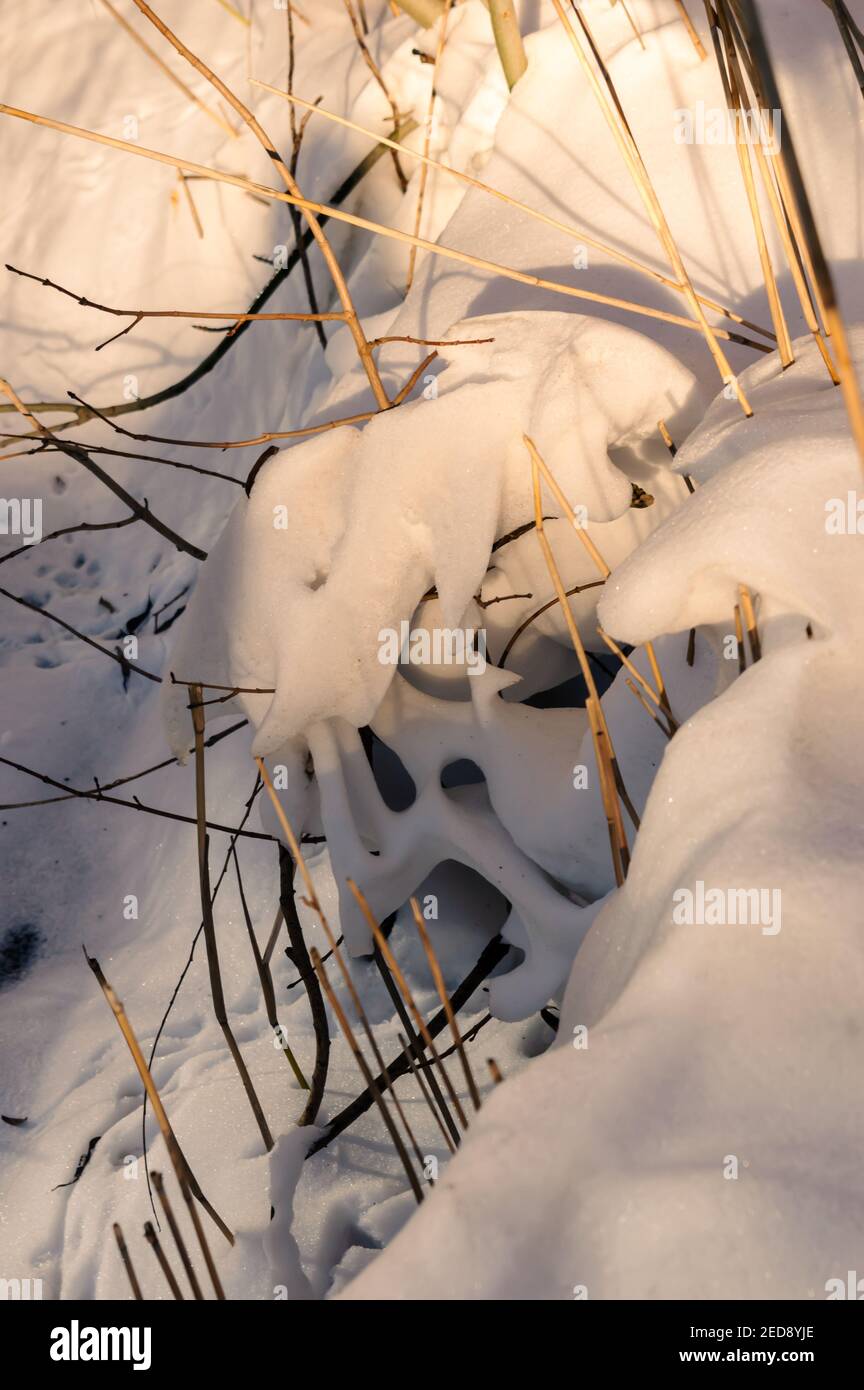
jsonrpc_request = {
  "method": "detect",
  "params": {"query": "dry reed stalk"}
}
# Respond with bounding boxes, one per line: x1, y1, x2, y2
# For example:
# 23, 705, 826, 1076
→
177, 171, 205, 239
256, 82, 775, 344
489, 0, 529, 87
616, 0, 646, 51
152, 1170, 203, 1300
721, 1, 841, 382
551, 0, 752, 414
826, 0, 864, 100
189, 686, 274, 1152
127, 0, 390, 409
343, 0, 408, 190
597, 627, 679, 731
487, 1058, 504, 1085
144, 1221, 184, 1299
348, 880, 470, 1131
267, 844, 427, 1174
525, 439, 674, 720
674, 0, 708, 58
657, 419, 677, 456
85, 951, 234, 1244
624, 678, 674, 738
739, 0, 864, 460
180, 1178, 225, 1299
98, 0, 237, 137
733, 602, 746, 674
526, 440, 629, 883
705, 2, 793, 364
311, 948, 425, 1203
212, 0, 249, 26
397, 1029, 456, 1155
409, 898, 482, 1112
231, 845, 309, 1090
738, 584, 761, 661
406, 0, 454, 290
113, 1223, 143, 1300
0, 104, 773, 351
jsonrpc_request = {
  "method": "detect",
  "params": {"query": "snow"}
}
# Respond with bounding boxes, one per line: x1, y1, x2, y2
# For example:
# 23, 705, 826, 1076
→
0, 0, 862, 1303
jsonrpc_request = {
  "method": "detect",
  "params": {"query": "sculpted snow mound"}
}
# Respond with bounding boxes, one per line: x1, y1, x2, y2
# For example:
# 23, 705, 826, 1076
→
338, 335, 864, 1298
162, 311, 698, 757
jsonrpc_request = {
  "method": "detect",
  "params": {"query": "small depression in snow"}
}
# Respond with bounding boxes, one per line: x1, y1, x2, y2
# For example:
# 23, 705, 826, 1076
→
0, 923, 44, 988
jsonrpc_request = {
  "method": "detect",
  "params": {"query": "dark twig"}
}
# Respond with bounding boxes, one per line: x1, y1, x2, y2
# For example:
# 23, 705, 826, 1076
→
0, 378, 207, 560
189, 685, 274, 1151
279, 846, 330, 1126
0, 511, 139, 567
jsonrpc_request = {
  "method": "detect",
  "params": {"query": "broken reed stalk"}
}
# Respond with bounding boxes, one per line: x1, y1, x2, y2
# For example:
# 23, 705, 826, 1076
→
342, 0, 407, 190
409, 898, 482, 1112
525, 433, 675, 724
406, 0, 455, 291
597, 627, 679, 732
624, 678, 674, 738
189, 686, 274, 1153
706, 2, 793, 365
127, 0, 390, 409
525, 439, 629, 882
256, 82, 774, 344
177, 170, 204, 239
311, 948, 425, 1203
0, 103, 771, 353
397, 1029, 455, 1156
738, 583, 761, 661
144, 1221, 184, 1300
231, 844, 309, 1090
113, 1223, 143, 1300
674, 0, 708, 58
152, 1170, 203, 1300
733, 602, 747, 673
551, 0, 752, 414
85, 950, 233, 1244
348, 880, 470, 1131
97, 0, 236, 137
